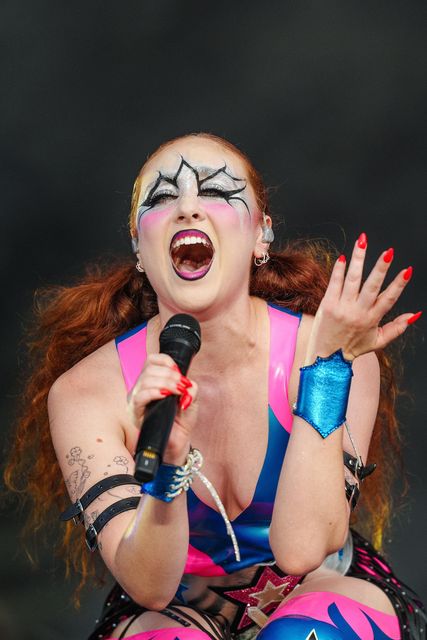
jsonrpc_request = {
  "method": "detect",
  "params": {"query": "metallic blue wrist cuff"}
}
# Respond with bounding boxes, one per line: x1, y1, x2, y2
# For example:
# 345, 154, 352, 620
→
293, 349, 353, 438
141, 463, 181, 503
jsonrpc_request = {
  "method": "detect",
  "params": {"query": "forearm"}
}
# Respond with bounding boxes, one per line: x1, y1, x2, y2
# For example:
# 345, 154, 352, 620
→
270, 416, 349, 575
270, 231, 413, 571
114, 491, 189, 609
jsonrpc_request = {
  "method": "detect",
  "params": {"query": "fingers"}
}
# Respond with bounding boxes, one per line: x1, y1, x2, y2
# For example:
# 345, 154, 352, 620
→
358, 247, 395, 307
372, 266, 414, 322
323, 254, 346, 302
375, 313, 421, 350
127, 385, 173, 426
132, 354, 189, 394
127, 354, 197, 425
340, 233, 368, 301
179, 386, 196, 411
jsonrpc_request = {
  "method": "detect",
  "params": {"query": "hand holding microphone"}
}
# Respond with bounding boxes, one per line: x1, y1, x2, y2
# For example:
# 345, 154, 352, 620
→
132, 314, 201, 483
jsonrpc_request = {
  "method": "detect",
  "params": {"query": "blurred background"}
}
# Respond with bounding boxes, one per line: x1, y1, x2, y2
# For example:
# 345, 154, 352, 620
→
0, 1, 426, 638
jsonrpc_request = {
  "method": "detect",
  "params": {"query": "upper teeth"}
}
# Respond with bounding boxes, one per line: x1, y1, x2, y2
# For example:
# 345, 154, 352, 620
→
171, 236, 211, 250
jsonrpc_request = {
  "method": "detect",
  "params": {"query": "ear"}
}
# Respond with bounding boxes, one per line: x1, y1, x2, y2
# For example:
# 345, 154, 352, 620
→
131, 236, 139, 254
254, 214, 273, 258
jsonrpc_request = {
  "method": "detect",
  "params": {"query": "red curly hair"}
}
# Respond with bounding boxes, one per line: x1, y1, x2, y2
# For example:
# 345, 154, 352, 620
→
4, 133, 404, 604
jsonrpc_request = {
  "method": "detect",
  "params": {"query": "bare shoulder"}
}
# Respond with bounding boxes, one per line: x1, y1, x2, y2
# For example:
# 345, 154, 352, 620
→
48, 338, 130, 454
48, 339, 126, 417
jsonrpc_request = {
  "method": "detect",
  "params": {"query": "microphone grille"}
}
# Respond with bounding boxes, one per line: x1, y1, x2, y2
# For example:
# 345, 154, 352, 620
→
160, 314, 201, 353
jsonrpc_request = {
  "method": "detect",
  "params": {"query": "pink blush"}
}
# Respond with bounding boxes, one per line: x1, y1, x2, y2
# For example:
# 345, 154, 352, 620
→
202, 201, 251, 230
138, 205, 174, 232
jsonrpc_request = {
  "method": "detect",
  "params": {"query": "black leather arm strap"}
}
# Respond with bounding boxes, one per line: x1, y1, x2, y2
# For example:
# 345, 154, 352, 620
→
86, 497, 141, 551
60, 474, 141, 524
343, 451, 376, 510
343, 451, 376, 481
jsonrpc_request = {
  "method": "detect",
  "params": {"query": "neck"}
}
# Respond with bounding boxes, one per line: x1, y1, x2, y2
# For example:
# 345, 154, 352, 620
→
155, 294, 265, 375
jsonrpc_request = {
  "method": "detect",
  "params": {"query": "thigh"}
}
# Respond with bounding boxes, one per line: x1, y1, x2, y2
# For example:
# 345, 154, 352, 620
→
296, 572, 396, 615
256, 576, 400, 640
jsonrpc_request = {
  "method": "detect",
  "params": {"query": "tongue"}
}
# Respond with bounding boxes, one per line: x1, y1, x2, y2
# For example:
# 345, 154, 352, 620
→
176, 258, 210, 273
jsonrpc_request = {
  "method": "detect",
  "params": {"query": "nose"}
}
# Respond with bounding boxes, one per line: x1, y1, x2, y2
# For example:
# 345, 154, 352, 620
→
174, 194, 206, 224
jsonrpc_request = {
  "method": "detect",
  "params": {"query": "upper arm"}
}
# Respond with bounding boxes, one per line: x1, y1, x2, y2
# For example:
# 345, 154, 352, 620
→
48, 347, 141, 574
344, 350, 380, 463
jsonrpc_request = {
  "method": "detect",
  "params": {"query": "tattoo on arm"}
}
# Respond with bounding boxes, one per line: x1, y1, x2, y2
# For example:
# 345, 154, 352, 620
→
65, 446, 94, 499
83, 509, 99, 527
65, 448, 135, 503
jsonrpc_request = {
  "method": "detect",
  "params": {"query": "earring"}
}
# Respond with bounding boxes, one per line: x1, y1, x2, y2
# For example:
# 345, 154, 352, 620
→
254, 252, 270, 267
261, 213, 274, 243
261, 225, 274, 243
136, 262, 145, 273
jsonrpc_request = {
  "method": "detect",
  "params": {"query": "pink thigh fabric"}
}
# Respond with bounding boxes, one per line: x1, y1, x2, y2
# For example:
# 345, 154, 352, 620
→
118, 627, 212, 640
258, 591, 400, 640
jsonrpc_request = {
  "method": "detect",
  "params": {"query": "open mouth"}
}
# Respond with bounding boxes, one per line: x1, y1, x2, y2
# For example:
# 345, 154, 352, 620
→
169, 229, 215, 281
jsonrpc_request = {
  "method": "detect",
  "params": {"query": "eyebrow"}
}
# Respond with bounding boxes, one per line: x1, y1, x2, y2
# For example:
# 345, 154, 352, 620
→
136, 157, 251, 226
164, 165, 217, 181
142, 159, 245, 199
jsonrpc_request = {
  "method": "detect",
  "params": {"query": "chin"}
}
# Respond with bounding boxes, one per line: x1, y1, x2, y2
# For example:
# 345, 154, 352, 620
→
157, 274, 226, 320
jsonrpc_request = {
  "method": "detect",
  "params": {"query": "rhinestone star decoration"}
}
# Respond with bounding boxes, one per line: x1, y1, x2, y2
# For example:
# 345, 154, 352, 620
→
211, 565, 302, 632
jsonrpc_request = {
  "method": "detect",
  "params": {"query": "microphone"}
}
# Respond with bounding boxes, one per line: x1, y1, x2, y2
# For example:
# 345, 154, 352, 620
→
134, 314, 201, 483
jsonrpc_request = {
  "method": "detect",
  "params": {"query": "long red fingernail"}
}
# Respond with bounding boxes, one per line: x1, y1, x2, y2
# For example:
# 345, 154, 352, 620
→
160, 388, 173, 396
180, 375, 192, 388
403, 266, 413, 281
357, 232, 367, 249
383, 248, 394, 263
338, 254, 346, 263
179, 392, 192, 410
172, 364, 181, 373
407, 311, 422, 325
177, 383, 187, 393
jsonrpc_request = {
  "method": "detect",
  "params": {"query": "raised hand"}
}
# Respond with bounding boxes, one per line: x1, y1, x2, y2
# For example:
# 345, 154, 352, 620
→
305, 233, 421, 363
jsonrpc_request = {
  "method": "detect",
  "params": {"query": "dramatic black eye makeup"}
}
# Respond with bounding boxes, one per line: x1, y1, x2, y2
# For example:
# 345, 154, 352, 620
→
137, 157, 250, 227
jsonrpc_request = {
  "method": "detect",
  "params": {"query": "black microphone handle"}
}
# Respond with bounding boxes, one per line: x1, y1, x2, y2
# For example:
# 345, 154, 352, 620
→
134, 337, 196, 483
134, 395, 178, 483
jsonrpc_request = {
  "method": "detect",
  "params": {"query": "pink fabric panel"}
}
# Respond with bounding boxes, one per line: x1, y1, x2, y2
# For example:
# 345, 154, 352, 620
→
116, 326, 147, 392
268, 306, 300, 434
268, 591, 400, 640
122, 627, 212, 640
184, 543, 227, 576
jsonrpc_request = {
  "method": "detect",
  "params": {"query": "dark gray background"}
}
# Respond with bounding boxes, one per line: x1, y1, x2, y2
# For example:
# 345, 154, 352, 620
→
0, 2, 426, 639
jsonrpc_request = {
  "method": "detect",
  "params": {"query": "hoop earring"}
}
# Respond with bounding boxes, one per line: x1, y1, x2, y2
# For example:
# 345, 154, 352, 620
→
136, 262, 145, 273
254, 252, 270, 267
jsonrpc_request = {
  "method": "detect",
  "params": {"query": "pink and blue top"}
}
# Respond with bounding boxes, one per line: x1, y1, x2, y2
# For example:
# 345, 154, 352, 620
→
115, 303, 301, 577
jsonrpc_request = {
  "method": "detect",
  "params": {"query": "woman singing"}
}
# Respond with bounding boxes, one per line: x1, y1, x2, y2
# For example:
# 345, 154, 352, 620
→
5, 133, 426, 639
